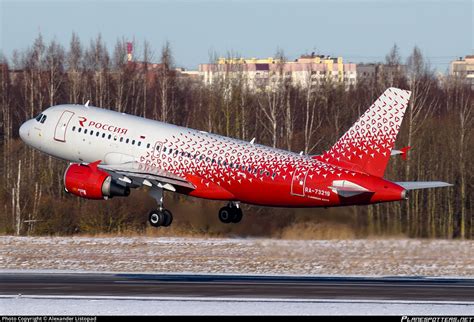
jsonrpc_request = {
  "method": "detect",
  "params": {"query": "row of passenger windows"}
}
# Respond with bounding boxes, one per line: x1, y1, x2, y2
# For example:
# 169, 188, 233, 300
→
155, 145, 277, 178
71, 125, 276, 179
71, 126, 151, 148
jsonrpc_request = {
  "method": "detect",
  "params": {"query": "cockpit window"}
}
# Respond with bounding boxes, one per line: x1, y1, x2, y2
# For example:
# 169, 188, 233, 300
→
35, 114, 43, 122
40, 115, 47, 124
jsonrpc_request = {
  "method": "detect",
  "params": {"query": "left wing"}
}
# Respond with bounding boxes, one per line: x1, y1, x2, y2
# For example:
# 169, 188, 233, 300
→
99, 162, 195, 192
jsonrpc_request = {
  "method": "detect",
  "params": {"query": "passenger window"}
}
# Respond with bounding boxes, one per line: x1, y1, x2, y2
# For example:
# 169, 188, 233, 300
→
156, 145, 161, 151
108, 134, 111, 139
96, 132, 100, 137
126, 138, 129, 143
266, 171, 270, 176
84, 129, 88, 134
90, 130, 94, 135
147, 143, 150, 148
272, 173, 277, 179
102, 133, 106, 138
120, 137, 123, 142
114, 136, 117, 141
132, 140, 135, 145
78, 128, 82, 133
169, 149, 173, 154
138, 141, 141, 146
72, 126, 76, 131
163, 147, 167, 152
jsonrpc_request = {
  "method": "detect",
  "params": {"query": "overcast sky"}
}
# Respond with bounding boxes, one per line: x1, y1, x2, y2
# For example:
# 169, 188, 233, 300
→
1, 0, 472, 72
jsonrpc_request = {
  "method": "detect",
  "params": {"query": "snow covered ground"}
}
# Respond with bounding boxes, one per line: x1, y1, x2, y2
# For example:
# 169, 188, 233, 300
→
1, 236, 473, 276
1, 296, 474, 315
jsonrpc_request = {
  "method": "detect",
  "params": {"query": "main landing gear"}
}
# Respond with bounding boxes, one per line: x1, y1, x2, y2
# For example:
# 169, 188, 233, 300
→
147, 187, 242, 227
148, 188, 173, 228
218, 202, 243, 224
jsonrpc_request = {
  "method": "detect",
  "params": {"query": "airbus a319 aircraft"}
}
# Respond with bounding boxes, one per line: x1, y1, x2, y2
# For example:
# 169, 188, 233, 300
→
19, 87, 451, 227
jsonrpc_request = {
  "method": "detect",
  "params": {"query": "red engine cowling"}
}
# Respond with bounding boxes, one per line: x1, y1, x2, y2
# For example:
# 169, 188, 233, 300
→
64, 161, 130, 199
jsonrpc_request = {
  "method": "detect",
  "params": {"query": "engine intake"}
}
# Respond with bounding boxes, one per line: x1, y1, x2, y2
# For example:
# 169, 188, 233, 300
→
64, 162, 130, 199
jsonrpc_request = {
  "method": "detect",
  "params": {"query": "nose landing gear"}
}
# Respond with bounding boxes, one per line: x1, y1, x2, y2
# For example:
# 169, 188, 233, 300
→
218, 202, 243, 224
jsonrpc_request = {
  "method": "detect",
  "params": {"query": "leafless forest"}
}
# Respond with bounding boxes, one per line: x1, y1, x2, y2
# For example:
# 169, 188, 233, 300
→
0, 34, 472, 238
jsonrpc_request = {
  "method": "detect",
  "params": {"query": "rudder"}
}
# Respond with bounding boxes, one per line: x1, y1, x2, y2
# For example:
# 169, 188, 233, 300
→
317, 87, 411, 177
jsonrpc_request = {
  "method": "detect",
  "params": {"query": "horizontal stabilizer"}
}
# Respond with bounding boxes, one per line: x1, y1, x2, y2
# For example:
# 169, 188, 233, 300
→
329, 180, 372, 197
391, 146, 411, 160
396, 181, 453, 190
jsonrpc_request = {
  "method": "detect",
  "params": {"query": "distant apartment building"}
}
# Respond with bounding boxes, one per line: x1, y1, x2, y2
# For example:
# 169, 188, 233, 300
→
450, 55, 474, 88
199, 54, 357, 90
357, 63, 406, 85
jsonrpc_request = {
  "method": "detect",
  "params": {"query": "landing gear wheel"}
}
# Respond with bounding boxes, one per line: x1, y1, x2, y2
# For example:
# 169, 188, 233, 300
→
231, 208, 243, 223
148, 209, 173, 227
218, 206, 233, 223
149, 210, 163, 227
162, 209, 173, 227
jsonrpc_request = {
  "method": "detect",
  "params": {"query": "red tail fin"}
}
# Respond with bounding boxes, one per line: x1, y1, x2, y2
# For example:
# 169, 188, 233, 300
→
318, 87, 411, 177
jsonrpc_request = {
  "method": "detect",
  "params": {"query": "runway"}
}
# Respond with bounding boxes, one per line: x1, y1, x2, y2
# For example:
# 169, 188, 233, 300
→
1, 272, 473, 302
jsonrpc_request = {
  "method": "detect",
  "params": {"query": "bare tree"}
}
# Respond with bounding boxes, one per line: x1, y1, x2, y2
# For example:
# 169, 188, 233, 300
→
158, 41, 174, 122
258, 49, 287, 148
45, 40, 65, 106
67, 32, 83, 103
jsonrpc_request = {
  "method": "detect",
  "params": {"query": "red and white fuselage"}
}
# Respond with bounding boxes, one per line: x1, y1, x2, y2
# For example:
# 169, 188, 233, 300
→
19, 87, 450, 214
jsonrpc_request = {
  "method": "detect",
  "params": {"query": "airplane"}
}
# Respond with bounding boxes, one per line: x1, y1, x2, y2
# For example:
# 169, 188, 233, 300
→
19, 87, 452, 227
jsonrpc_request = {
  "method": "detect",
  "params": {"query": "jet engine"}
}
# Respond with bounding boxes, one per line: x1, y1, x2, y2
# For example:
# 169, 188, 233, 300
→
64, 162, 130, 199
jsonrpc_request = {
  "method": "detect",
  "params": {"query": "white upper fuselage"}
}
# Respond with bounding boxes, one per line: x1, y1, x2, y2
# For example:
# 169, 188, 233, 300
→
20, 104, 305, 166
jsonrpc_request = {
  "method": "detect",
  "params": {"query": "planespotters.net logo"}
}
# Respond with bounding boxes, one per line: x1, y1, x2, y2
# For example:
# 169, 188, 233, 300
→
77, 116, 128, 135
401, 317, 474, 322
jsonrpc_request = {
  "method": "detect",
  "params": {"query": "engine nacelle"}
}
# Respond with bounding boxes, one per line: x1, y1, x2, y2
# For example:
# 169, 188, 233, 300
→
64, 162, 130, 199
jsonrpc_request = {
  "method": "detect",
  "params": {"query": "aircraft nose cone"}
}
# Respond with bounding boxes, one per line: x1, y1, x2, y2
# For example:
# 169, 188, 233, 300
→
19, 122, 29, 141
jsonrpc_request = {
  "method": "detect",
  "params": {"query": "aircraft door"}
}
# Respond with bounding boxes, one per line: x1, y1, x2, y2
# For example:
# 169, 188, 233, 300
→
291, 166, 308, 197
54, 110, 74, 142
